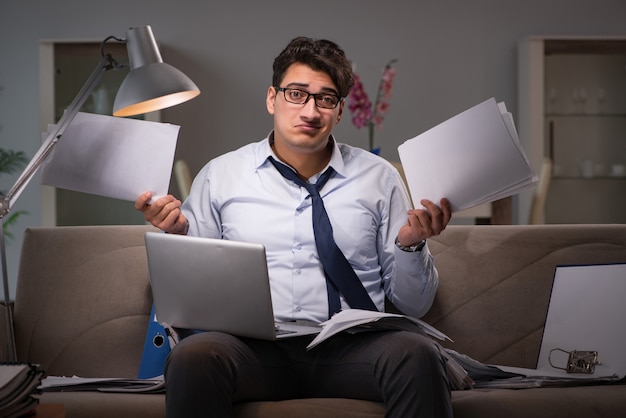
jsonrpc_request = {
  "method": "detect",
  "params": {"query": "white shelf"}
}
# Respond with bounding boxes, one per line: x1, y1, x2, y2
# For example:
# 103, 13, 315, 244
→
518, 36, 626, 225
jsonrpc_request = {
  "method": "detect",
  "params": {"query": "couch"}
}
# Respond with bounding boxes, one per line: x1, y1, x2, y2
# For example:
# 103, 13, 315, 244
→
2, 224, 626, 418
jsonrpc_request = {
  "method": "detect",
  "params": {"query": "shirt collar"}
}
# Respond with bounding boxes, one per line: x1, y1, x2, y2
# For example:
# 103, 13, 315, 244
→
255, 131, 348, 178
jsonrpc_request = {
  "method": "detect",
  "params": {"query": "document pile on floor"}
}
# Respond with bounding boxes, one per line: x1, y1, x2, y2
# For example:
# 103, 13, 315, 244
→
0, 363, 45, 417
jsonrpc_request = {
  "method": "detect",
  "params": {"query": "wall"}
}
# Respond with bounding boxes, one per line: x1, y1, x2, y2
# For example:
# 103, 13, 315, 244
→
0, 0, 625, 296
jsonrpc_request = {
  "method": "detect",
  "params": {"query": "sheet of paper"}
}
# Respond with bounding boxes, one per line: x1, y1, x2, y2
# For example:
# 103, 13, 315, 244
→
397, 98, 537, 212
40, 112, 180, 202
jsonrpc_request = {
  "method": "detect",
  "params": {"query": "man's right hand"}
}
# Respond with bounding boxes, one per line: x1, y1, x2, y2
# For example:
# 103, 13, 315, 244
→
135, 192, 189, 234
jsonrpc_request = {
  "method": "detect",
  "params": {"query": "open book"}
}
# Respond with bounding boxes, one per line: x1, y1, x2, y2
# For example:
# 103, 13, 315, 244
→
398, 97, 537, 212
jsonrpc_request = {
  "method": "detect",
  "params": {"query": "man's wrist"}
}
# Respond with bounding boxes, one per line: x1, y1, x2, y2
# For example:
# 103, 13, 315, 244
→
395, 237, 426, 252
169, 220, 189, 235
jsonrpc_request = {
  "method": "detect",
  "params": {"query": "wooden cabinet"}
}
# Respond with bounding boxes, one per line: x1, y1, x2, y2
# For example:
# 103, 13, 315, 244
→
518, 37, 626, 224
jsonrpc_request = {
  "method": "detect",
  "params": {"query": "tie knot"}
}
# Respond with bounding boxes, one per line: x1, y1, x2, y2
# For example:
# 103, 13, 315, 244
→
303, 182, 320, 197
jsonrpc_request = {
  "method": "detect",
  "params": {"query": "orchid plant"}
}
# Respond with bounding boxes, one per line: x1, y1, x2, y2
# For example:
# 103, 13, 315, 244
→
348, 59, 397, 153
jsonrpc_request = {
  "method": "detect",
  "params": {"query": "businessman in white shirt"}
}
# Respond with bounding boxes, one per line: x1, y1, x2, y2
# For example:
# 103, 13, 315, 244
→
136, 36, 452, 418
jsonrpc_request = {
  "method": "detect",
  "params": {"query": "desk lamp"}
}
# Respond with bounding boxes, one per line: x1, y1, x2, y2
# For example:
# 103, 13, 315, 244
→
0, 25, 200, 362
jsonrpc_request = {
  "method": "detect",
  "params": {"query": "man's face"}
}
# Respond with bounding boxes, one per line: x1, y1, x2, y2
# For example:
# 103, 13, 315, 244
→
266, 63, 344, 156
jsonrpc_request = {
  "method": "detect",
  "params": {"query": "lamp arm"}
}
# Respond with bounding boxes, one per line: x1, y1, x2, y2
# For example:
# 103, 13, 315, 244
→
0, 53, 116, 362
0, 53, 117, 216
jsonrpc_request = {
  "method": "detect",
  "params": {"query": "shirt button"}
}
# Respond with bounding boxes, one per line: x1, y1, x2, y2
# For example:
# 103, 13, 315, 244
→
295, 269, 301, 275
295, 306, 302, 312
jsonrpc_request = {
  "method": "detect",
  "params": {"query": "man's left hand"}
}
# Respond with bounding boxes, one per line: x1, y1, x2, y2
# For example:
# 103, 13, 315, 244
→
397, 198, 452, 246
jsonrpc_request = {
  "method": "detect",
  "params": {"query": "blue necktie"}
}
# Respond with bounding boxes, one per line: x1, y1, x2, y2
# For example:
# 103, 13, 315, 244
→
268, 157, 377, 317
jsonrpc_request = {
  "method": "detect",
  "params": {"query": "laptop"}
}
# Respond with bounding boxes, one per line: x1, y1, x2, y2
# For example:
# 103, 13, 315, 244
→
536, 263, 626, 378
144, 232, 321, 340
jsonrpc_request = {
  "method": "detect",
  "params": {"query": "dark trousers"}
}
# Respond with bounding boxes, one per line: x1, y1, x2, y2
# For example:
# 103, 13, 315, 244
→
165, 330, 452, 418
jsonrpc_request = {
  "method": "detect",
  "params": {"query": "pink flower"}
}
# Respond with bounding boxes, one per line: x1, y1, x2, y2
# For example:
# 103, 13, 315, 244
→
347, 59, 397, 151
373, 65, 396, 129
348, 73, 373, 129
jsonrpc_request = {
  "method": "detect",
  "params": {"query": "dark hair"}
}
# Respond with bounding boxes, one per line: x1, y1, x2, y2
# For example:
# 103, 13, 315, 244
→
272, 37, 354, 98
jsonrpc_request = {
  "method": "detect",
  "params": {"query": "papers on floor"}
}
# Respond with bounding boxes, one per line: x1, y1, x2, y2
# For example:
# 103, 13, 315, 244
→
39, 375, 165, 394
0, 363, 45, 417
40, 112, 180, 202
398, 97, 537, 212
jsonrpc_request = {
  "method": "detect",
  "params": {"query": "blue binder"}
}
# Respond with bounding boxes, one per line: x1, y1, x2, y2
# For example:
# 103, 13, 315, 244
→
138, 305, 171, 379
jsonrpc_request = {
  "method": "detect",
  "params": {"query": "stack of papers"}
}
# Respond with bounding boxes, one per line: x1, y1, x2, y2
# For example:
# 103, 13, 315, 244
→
473, 365, 620, 389
398, 98, 537, 212
39, 376, 165, 394
40, 112, 180, 202
0, 363, 45, 418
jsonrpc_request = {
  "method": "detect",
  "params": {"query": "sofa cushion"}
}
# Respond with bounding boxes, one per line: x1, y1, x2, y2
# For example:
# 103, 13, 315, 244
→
39, 383, 626, 418
450, 384, 626, 418
14, 225, 158, 377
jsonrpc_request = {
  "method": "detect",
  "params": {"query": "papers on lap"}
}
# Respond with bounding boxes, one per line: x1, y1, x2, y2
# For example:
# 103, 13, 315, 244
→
398, 97, 537, 212
306, 309, 474, 390
306, 309, 451, 350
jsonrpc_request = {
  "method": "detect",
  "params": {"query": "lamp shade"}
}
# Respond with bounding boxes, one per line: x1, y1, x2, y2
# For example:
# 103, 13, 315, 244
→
113, 26, 200, 117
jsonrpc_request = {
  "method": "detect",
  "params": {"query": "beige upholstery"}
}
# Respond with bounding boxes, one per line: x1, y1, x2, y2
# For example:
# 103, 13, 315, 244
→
174, 159, 192, 200
2, 224, 625, 418
11, 225, 157, 377
529, 158, 552, 224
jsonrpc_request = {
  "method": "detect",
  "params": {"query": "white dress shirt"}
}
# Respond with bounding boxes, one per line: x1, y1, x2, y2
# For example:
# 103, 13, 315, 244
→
181, 134, 439, 323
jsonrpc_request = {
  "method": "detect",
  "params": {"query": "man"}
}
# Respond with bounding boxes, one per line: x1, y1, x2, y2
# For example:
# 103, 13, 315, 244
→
136, 37, 453, 418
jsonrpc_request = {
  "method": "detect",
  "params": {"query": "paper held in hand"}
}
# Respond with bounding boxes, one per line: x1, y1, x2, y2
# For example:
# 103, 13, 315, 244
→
397, 98, 537, 212
40, 112, 180, 202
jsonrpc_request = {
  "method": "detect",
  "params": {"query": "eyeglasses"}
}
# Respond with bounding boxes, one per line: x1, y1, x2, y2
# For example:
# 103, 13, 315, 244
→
275, 87, 342, 109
